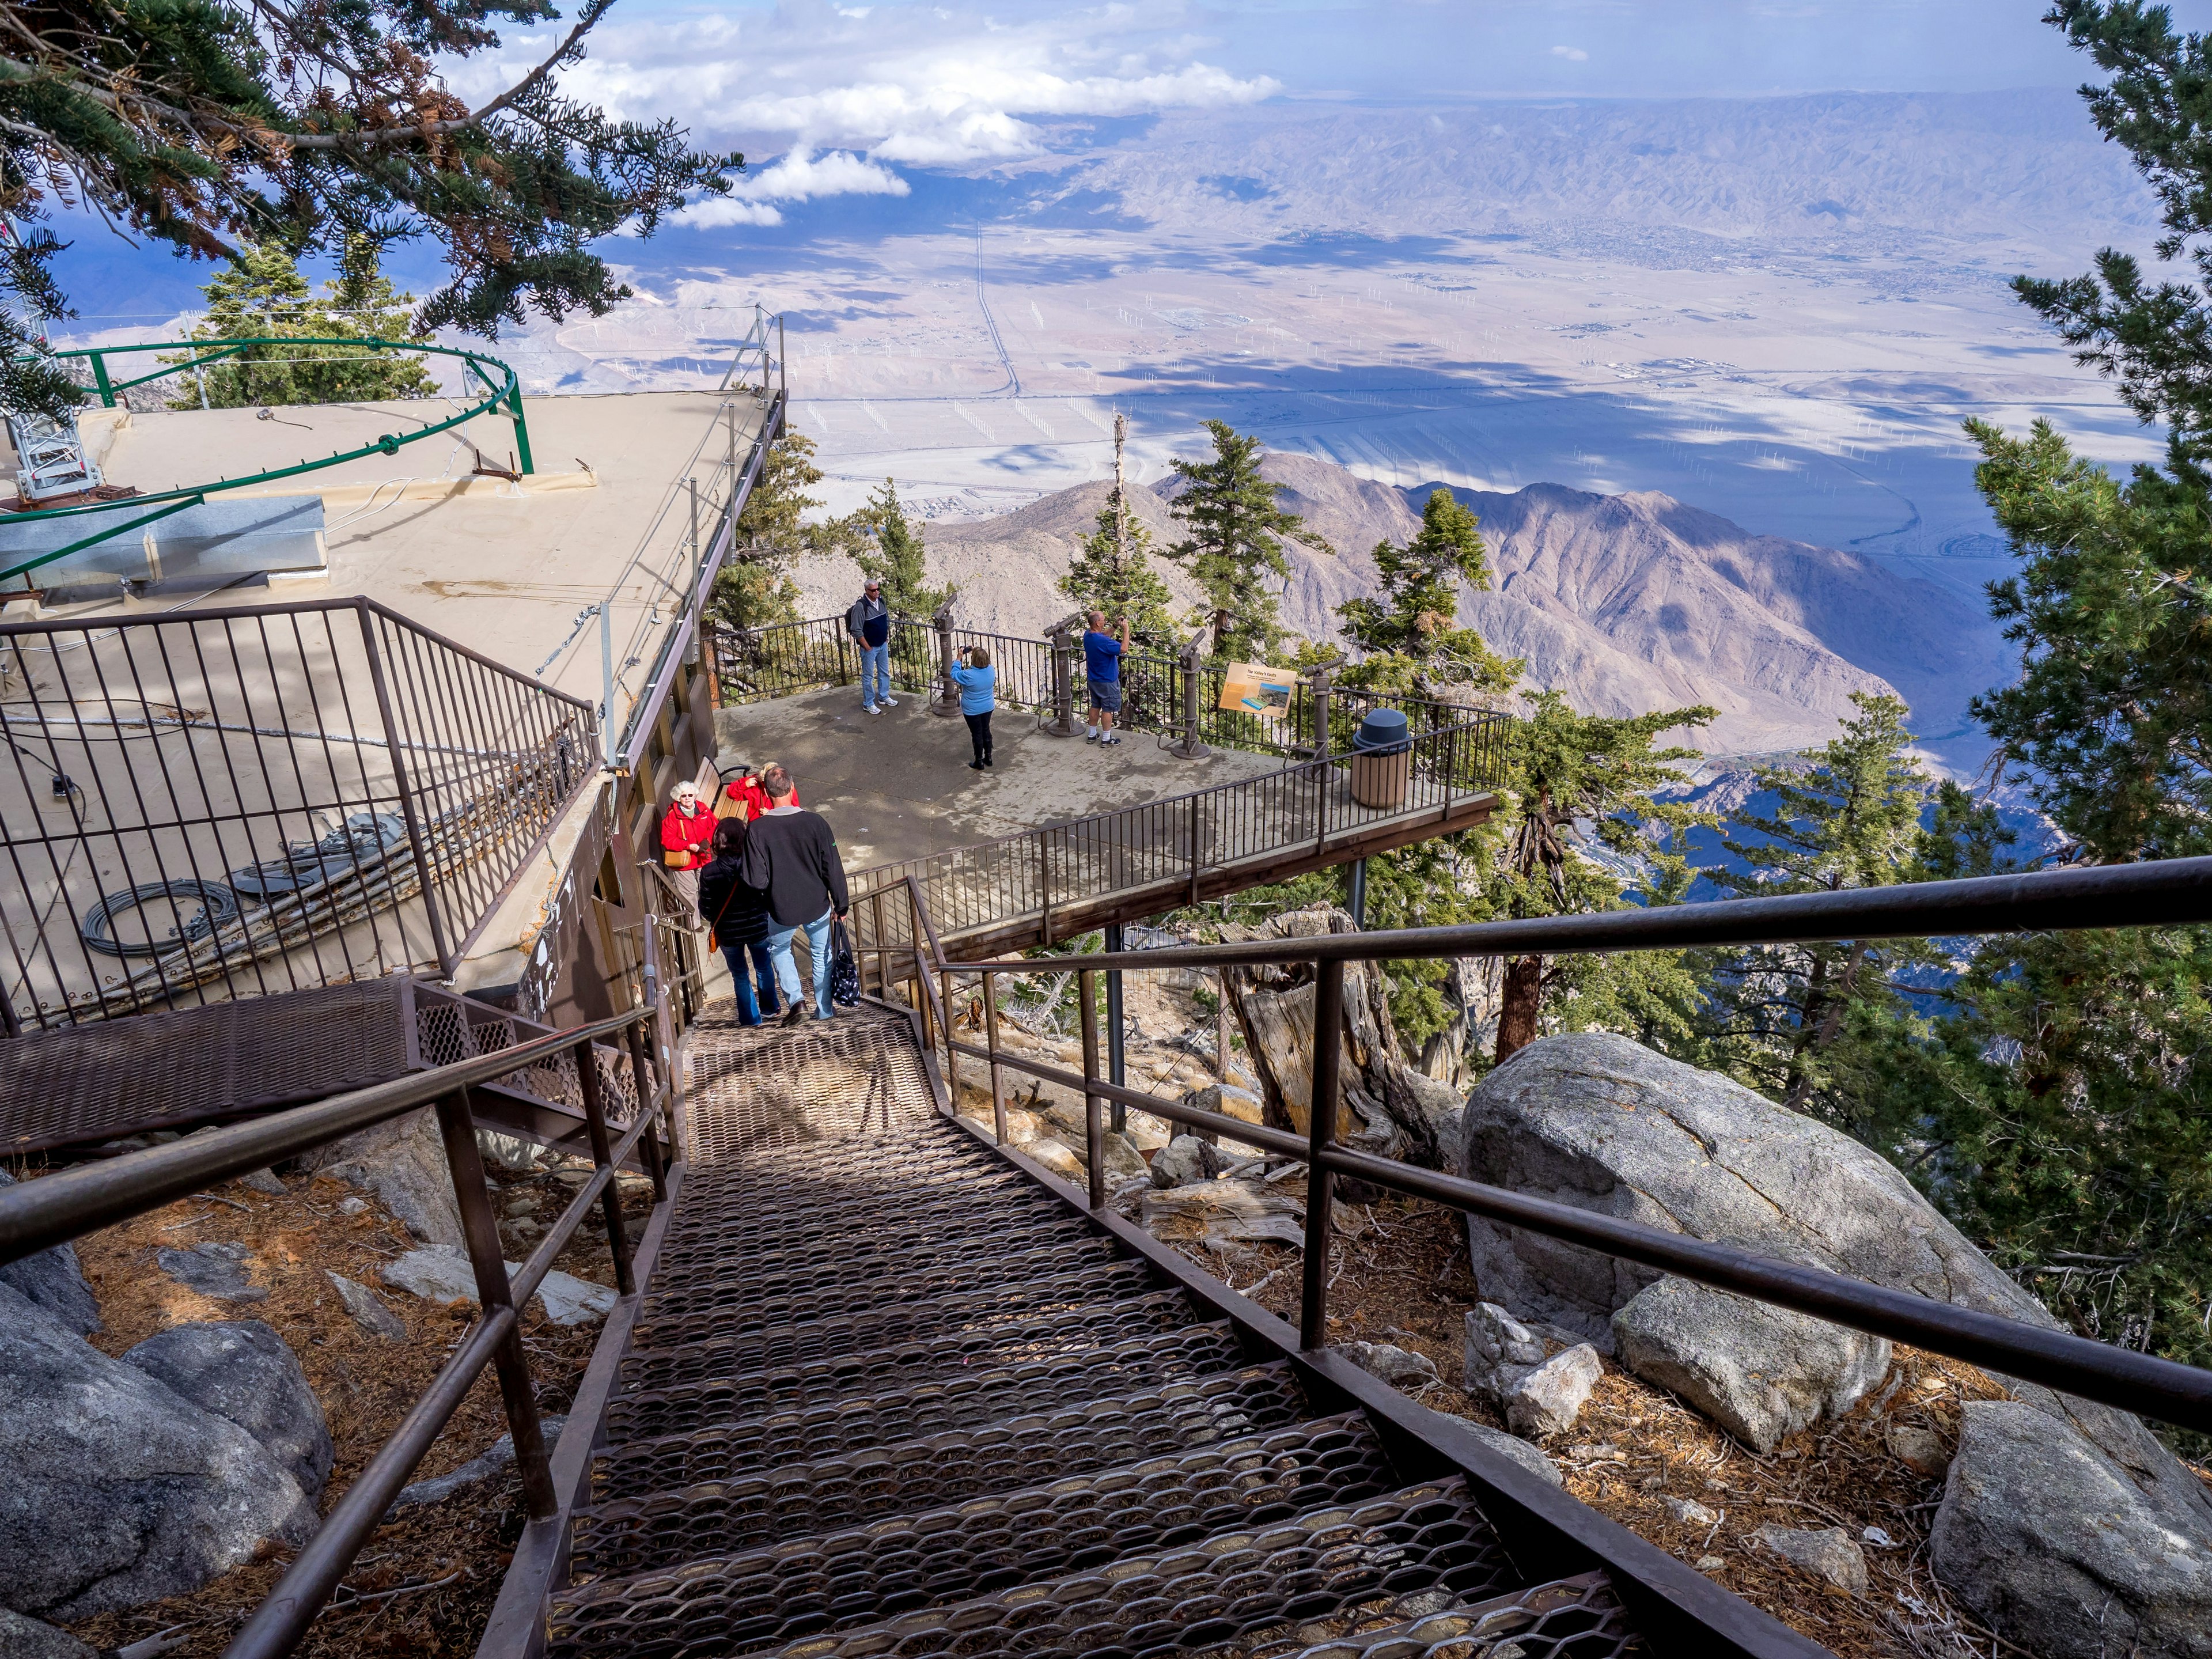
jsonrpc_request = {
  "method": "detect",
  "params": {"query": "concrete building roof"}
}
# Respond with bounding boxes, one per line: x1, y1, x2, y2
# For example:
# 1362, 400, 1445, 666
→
36, 389, 766, 733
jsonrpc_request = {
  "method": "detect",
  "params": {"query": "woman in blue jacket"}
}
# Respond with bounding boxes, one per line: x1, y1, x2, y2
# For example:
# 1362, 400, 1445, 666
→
950, 645, 997, 770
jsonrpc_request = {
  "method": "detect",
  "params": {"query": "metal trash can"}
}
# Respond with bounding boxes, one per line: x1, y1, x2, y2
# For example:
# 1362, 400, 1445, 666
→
1347, 707, 1413, 809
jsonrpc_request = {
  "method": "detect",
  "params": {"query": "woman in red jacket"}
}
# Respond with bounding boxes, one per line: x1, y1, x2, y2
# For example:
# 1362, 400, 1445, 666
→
658, 779, 715, 925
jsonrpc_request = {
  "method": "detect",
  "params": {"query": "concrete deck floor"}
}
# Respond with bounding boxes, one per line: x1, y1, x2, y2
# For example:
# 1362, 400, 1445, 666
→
712, 686, 1284, 876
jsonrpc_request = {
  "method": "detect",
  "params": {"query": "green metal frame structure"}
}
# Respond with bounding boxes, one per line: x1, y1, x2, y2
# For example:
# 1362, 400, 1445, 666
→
2, 336, 533, 587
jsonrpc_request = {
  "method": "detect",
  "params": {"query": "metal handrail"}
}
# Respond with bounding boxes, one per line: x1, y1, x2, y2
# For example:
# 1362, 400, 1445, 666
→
3, 337, 537, 585
895, 857, 2212, 1433
0, 1004, 675, 1659
949, 853, 2212, 974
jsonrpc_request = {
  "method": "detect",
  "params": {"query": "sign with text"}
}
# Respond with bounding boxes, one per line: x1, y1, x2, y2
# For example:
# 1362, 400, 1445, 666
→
1218, 661, 1299, 719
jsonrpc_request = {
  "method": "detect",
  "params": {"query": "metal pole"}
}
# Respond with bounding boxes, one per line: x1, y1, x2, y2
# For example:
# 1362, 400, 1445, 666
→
983, 971, 1007, 1143
641, 918, 679, 1143
1187, 793, 1202, 908
1079, 967, 1105, 1210
1216, 969, 1230, 1078
688, 476, 700, 562
624, 1022, 668, 1201
1349, 858, 1369, 930
1171, 635, 1209, 759
430, 1088, 556, 1515
931, 603, 960, 718
599, 603, 616, 767
572, 1039, 637, 1297
1104, 922, 1127, 1132
1039, 832, 1052, 946
941, 968, 960, 1101
1300, 958, 1345, 1349
509, 380, 536, 475
355, 601, 454, 976
1046, 626, 1077, 737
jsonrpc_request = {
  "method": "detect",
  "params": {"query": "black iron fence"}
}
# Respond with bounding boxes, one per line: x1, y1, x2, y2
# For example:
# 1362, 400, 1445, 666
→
850, 713, 1502, 953
715, 615, 1517, 782
885, 855, 2212, 1434
1, 596, 597, 1033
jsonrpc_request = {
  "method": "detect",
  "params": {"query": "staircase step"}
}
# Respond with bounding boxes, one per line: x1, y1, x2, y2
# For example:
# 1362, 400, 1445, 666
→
604, 1315, 1244, 1448
593, 1321, 1254, 1497
547, 1412, 1403, 1658
1264, 1572, 1636, 1659
703, 1476, 1516, 1659
569, 1361, 1313, 1583
657, 1165, 1051, 1254
629, 1234, 1124, 1348
616, 1261, 1169, 1391
645, 1207, 1096, 1304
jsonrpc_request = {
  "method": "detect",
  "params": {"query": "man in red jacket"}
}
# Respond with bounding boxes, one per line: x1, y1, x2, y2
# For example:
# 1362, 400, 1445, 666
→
658, 779, 715, 925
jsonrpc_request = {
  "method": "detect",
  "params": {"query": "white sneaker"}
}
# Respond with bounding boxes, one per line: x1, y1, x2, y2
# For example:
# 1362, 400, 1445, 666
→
880, 694, 900, 707
865, 704, 881, 715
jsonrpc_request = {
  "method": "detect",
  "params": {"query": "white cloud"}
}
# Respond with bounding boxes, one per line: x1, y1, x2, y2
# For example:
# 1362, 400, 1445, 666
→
1550, 45, 1589, 62
457, 2, 1280, 175
673, 147, 910, 227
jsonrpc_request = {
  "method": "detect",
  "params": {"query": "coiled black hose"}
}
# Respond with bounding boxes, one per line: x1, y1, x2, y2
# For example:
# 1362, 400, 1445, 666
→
80, 879, 243, 957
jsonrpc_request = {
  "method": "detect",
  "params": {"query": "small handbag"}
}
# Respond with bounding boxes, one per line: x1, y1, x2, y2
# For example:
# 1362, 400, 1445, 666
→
829, 919, 862, 1007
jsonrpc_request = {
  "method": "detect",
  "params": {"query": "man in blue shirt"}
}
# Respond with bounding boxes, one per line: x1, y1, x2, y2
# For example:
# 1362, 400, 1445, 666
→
845, 577, 896, 714
1083, 610, 1129, 745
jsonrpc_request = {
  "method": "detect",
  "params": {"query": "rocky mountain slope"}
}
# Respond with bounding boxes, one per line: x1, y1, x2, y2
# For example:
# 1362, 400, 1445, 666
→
790, 449, 2009, 759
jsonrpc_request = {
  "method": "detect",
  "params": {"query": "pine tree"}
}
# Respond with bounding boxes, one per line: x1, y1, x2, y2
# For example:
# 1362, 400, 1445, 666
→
1060, 414, 1177, 647
1696, 693, 1940, 1134
713, 428, 851, 633
1884, 2, 2212, 1382
162, 238, 436, 410
1337, 487, 1518, 702
1165, 420, 1330, 660
853, 478, 954, 619
1488, 692, 1717, 1061
0, 0, 740, 419
1339, 490, 1488, 656
1964, 418, 2209, 861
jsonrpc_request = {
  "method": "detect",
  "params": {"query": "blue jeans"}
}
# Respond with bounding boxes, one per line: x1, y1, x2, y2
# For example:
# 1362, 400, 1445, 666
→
859, 640, 891, 709
766, 909, 835, 1018
721, 939, 778, 1025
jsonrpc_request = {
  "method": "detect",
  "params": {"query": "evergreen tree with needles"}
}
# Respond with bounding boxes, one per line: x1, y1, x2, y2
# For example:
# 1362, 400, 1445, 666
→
1488, 693, 1717, 1062
1695, 694, 1942, 1137
853, 478, 953, 619
1165, 420, 1331, 660
713, 428, 854, 632
1337, 487, 1517, 702
1060, 413, 1177, 647
162, 237, 435, 409
0, 0, 740, 419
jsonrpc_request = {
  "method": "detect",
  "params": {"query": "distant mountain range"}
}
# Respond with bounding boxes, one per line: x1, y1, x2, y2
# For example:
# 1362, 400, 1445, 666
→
791, 446, 2011, 762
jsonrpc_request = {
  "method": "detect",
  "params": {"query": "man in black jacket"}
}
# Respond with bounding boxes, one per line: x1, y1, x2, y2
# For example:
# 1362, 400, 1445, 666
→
846, 576, 895, 715
740, 764, 850, 1024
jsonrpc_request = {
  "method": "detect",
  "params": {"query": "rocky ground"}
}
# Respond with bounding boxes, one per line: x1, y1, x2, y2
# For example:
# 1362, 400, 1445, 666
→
3, 1136, 652, 1658
950, 941, 2212, 1659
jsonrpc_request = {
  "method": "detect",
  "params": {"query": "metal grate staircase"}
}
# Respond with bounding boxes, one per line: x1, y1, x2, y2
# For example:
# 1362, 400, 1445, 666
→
0, 976, 645, 1163
511, 999, 1661, 1659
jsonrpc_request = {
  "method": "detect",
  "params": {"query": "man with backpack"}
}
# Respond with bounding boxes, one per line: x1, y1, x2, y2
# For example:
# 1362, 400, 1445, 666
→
846, 576, 896, 715
739, 764, 850, 1025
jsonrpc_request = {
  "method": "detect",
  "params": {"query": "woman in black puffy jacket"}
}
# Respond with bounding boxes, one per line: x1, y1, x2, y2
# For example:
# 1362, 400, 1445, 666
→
696, 817, 778, 1025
